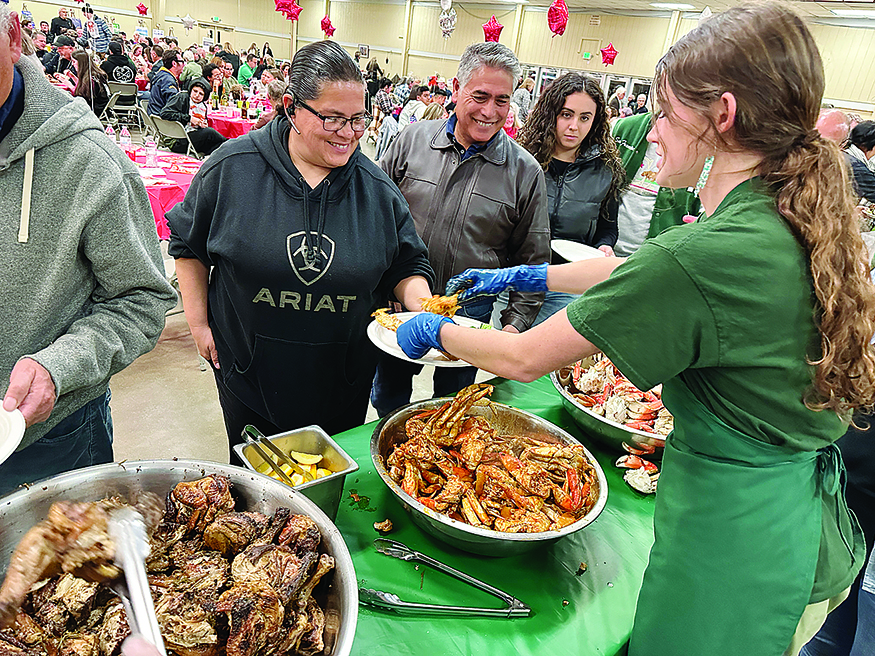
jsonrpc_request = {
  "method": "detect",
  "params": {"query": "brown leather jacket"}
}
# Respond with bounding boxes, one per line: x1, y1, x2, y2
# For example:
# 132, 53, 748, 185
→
380, 119, 550, 331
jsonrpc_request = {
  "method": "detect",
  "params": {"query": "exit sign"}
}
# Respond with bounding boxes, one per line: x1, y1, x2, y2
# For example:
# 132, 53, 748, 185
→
212, 16, 221, 22
582, 52, 592, 60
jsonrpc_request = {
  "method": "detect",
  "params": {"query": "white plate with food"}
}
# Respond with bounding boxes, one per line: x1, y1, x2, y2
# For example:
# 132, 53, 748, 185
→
551, 239, 606, 262
367, 311, 492, 367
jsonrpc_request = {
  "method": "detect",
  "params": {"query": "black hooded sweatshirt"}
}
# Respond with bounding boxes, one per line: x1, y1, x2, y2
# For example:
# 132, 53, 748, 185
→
167, 118, 434, 434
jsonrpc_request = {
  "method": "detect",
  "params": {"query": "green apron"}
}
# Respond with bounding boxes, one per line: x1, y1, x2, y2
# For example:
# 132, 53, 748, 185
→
628, 379, 864, 656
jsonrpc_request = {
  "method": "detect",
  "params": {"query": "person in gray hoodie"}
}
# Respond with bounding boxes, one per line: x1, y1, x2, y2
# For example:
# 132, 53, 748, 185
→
0, 7, 178, 495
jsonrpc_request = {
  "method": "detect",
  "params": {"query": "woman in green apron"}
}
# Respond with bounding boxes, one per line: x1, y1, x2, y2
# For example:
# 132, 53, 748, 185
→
396, 3, 875, 654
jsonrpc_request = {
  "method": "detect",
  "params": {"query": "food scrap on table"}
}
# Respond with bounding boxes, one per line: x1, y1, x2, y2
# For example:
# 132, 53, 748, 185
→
616, 442, 660, 494
373, 519, 394, 533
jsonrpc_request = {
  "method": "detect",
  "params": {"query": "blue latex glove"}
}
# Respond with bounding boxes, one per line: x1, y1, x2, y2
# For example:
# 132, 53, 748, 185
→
445, 263, 549, 303
396, 313, 453, 359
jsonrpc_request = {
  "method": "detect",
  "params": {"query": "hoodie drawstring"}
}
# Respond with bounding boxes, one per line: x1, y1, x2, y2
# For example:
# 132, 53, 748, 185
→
299, 178, 329, 266
19, 148, 34, 243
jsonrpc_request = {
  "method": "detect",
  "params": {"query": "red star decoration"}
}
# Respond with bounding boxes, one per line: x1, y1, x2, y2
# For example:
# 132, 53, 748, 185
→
548, 0, 568, 37
286, 1, 303, 20
321, 15, 335, 37
136, 3, 148, 16
276, 0, 302, 20
482, 15, 503, 42
601, 42, 618, 66
72, 0, 84, 4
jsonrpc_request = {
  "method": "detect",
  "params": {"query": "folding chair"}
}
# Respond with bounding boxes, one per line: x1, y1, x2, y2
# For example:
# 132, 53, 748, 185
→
150, 116, 201, 160
137, 106, 158, 140
107, 82, 142, 130
98, 92, 122, 127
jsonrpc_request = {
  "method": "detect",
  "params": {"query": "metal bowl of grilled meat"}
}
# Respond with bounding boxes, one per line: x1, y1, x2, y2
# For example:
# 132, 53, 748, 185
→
551, 362, 669, 456
0, 460, 357, 656
371, 390, 608, 557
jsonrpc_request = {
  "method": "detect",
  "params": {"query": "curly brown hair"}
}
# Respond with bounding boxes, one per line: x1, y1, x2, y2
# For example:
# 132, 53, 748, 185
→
517, 73, 625, 205
655, 1, 875, 418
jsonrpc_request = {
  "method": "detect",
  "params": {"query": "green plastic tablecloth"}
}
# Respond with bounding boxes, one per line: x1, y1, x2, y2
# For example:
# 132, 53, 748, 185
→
329, 375, 656, 656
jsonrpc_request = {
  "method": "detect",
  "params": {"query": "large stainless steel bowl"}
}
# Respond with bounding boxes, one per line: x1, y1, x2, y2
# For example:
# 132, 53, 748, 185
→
0, 461, 357, 656
371, 399, 608, 557
550, 370, 666, 455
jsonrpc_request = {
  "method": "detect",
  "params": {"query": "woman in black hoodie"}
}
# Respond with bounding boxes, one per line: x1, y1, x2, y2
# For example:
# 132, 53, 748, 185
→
167, 41, 434, 448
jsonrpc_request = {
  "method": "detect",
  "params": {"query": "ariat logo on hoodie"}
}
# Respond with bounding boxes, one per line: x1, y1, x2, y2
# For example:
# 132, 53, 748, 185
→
286, 231, 335, 286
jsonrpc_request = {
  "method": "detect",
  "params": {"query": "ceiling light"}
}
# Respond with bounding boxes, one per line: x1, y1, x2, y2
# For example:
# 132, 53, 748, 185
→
650, 3, 696, 9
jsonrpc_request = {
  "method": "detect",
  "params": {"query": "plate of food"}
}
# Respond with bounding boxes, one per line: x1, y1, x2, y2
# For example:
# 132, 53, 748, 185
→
0, 407, 25, 465
368, 295, 492, 367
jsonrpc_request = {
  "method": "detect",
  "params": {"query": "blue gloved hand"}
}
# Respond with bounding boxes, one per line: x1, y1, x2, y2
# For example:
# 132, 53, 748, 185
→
445, 263, 549, 303
396, 313, 453, 359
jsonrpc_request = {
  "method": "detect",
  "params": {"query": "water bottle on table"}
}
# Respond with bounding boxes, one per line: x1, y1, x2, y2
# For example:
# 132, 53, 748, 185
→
105, 125, 116, 144
144, 136, 158, 168
119, 126, 132, 151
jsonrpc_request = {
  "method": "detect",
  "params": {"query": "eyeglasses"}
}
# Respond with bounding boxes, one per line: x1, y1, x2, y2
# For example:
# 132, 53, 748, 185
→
296, 100, 372, 132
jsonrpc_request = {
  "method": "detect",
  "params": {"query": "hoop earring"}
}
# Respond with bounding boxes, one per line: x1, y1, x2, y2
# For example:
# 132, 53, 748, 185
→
694, 155, 714, 197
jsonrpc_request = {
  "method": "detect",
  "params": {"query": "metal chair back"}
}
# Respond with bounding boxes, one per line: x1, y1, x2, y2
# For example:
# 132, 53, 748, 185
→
150, 116, 201, 160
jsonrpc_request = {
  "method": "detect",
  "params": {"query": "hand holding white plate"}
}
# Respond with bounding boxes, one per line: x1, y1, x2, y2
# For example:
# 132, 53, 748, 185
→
0, 408, 25, 465
367, 311, 492, 367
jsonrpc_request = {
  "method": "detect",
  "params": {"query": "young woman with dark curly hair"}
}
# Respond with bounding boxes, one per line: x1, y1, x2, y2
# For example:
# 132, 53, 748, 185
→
398, 3, 875, 653
516, 72, 626, 324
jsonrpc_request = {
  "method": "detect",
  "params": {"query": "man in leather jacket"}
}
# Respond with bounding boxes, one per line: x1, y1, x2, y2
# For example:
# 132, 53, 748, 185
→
373, 41, 549, 417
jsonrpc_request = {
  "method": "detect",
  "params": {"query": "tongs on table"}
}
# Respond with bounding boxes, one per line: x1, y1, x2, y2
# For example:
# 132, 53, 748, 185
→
359, 539, 530, 618
107, 508, 167, 655
241, 424, 313, 486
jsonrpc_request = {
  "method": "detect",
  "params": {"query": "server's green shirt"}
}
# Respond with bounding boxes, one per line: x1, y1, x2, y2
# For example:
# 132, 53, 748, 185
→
567, 178, 843, 451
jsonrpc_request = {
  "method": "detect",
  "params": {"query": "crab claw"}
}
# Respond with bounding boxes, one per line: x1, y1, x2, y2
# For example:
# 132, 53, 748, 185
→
622, 441, 656, 456
615, 455, 659, 474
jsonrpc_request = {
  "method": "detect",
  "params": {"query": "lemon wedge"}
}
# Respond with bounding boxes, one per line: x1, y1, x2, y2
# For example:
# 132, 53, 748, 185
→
289, 450, 323, 465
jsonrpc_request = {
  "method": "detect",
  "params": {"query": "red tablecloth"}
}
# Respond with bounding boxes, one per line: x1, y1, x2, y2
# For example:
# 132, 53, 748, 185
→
136, 78, 149, 91
208, 113, 256, 139
133, 151, 201, 240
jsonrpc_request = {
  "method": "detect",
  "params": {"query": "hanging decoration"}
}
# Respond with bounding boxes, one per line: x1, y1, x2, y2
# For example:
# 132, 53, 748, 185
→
21, 4, 33, 22
439, 8, 457, 39
136, 3, 148, 16
181, 14, 196, 32
547, 0, 568, 37
72, 0, 84, 4
482, 15, 503, 42
275, 0, 302, 21
600, 42, 618, 66
440, 0, 452, 9
321, 14, 335, 37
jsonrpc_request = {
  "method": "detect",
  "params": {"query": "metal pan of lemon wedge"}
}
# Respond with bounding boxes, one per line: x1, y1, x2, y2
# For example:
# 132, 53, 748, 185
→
233, 424, 358, 520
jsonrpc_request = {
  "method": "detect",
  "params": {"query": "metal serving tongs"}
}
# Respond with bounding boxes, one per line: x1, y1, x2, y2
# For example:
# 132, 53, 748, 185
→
107, 508, 167, 655
359, 539, 530, 618
241, 424, 313, 485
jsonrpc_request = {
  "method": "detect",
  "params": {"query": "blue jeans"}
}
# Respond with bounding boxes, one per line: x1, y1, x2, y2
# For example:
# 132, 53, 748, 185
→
0, 390, 113, 496
533, 291, 580, 326
370, 298, 493, 418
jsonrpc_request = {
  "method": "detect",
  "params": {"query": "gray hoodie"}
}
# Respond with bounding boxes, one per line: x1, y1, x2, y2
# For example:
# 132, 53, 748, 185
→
1, 55, 177, 450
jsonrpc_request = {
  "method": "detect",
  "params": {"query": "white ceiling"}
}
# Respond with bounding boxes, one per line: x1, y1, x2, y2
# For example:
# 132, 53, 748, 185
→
510, 1, 854, 17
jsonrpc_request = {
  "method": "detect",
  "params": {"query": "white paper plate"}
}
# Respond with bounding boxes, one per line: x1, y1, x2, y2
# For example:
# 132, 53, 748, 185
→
367, 311, 492, 367
551, 239, 606, 262
0, 408, 25, 465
